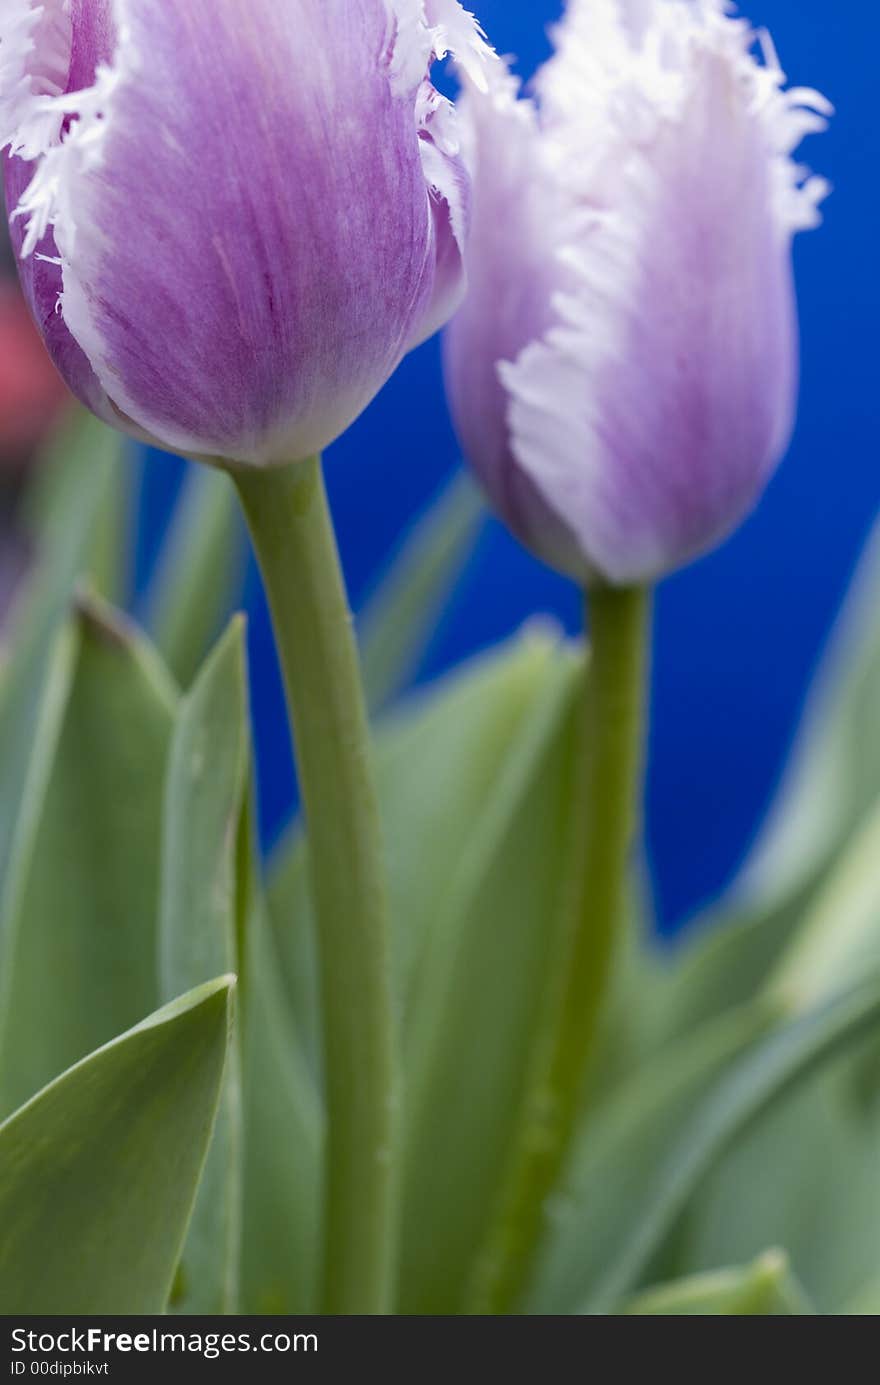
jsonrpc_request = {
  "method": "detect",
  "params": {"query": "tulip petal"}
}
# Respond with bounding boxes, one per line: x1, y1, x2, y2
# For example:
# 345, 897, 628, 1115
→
45, 0, 441, 463
504, 41, 800, 585
447, 0, 830, 585
2, 0, 493, 465
443, 73, 587, 573
2, 1, 119, 423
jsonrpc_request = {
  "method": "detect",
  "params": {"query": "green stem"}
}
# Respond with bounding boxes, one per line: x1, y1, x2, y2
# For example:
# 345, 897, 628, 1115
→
233, 458, 395, 1315
469, 583, 651, 1313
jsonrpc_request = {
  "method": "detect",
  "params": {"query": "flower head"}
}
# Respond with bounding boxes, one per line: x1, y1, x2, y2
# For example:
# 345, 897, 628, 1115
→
1, 0, 494, 466
444, 0, 831, 584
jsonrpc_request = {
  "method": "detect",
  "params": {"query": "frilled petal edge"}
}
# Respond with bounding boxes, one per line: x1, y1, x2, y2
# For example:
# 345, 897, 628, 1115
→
3, 0, 497, 464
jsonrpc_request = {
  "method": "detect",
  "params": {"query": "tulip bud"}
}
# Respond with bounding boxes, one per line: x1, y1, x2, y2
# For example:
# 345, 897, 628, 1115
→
1, 0, 493, 467
444, 0, 831, 585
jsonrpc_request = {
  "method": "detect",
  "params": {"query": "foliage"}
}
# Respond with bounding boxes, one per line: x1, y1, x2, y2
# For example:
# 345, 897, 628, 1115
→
2, 412, 880, 1314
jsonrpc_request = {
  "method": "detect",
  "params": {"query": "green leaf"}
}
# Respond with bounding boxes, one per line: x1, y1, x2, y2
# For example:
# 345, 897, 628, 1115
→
165, 627, 322, 1314
86, 439, 138, 607
0, 413, 121, 898
643, 883, 813, 1049
573, 973, 880, 1313
398, 645, 584, 1313
621, 1250, 814, 1315
768, 794, 880, 1016
528, 1005, 768, 1314
0, 623, 78, 1088
268, 628, 574, 1073
358, 471, 483, 714
264, 631, 579, 1313
0, 595, 177, 1116
0, 977, 234, 1315
240, 902, 323, 1313
146, 465, 246, 688
742, 518, 880, 909
845, 1278, 880, 1314
159, 619, 250, 1314
677, 1064, 880, 1313
160, 618, 249, 995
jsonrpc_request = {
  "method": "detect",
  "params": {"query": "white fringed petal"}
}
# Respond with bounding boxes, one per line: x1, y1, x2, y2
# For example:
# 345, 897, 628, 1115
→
0, 1, 70, 161
446, 0, 831, 584
3, 0, 494, 464
383, 0, 500, 348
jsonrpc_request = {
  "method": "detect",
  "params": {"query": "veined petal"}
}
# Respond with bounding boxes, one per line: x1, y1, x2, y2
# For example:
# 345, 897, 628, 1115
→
444, 68, 587, 573
504, 28, 802, 584
447, 0, 831, 585
2, 0, 493, 466
56, 0, 438, 463
2, 0, 119, 422
388, 0, 499, 349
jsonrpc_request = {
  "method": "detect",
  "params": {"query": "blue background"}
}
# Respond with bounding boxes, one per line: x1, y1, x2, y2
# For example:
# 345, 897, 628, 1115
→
140, 0, 879, 932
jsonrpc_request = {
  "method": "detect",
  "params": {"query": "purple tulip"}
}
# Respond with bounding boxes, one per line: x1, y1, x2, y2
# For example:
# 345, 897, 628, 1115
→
1, 0, 493, 466
445, 0, 831, 586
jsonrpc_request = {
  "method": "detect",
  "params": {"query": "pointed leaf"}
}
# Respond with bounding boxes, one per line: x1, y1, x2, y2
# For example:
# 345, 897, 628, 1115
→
580, 973, 880, 1312
0, 412, 121, 893
622, 1250, 814, 1315
0, 596, 177, 1116
240, 903, 322, 1313
159, 619, 249, 1314
528, 1005, 767, 1314
0, 977, 234, 1315
679, 1065, 880, 1313
399, 647, 583, 1313
0, 623, 78, 1084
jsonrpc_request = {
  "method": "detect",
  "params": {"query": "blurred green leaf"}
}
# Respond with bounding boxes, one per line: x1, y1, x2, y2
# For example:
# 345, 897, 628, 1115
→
268, 628, 573, 1073
0, 977, 234, 1315
846, 1278, 880, 1314
147, 465, 246, 688
159, 619, 250, 1313
398, 644, 583, 1314
578, 972, 880, 1313
0, 595, 177, 1116
0, 623, 77, 1092
168, 632, 322, 1315
240, 901, 322, 1313
677, 1063, 880, 1314
160, 619, 249, 994
643, 883, 814, 1048
86, 440, 137, 607
359, 471, 483, 714
768, 795, 880, 1016
528, 1005, 768, 1314
265, 630, 580, 1313
0, 413, 121, 897
741, 518, 880, 910
621, 1249, 813, 1315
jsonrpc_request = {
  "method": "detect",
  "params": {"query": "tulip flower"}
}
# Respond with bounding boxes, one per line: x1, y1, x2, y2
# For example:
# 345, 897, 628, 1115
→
445, 0, 832, 1317
3, 0, 498, 1318
445, 0, 831, 586
1, 0, 492, 467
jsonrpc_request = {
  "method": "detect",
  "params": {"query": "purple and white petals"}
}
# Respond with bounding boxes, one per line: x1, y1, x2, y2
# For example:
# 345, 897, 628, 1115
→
446, 0, 831, 585
0, 0, 495, 465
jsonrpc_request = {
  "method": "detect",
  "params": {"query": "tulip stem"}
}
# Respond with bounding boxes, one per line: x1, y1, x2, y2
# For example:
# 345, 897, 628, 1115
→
233, 457, 395, 1316
470, 583, 651, 1314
